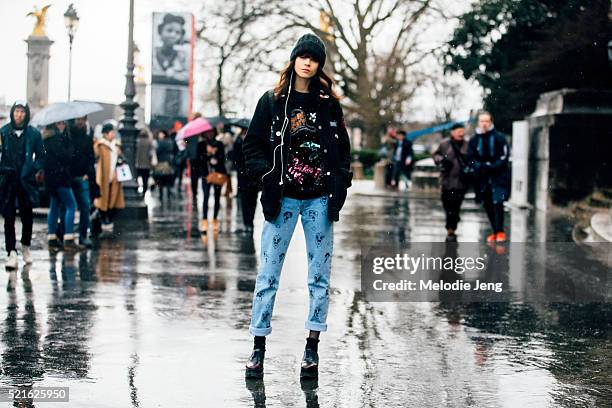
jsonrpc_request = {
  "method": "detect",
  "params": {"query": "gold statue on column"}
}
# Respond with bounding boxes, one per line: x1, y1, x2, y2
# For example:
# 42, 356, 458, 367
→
27, 4, 52, 37
320, 10, 333, 42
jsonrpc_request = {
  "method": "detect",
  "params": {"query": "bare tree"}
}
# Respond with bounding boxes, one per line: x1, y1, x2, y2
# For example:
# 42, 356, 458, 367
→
430, 73, 466, 123
196, 0, 282, 116
272, 0, 443, 148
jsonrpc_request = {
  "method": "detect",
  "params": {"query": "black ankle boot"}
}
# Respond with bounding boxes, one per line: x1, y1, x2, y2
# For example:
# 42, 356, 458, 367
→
300, 338, 319, 378
245, 349, 265, 379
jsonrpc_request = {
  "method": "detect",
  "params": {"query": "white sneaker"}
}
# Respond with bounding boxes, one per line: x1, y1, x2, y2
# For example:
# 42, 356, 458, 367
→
101, 223, 114, 232
6, 250, 18, 270
22, 245, 32, 264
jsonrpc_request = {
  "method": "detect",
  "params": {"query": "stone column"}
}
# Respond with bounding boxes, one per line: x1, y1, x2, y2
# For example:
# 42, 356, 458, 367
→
509, 120, 530, 208
26, 35, 53, 113
527, 89, 612, 211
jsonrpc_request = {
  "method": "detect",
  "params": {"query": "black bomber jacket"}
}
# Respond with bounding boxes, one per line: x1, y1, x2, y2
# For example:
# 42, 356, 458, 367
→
243, 87, 353, 222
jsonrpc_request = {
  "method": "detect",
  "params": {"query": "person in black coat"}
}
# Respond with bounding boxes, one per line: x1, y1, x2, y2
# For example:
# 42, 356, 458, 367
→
68, 116, 96, 247
185, 122, 203, 202
242, 33, 352, 380
43, 122, 78, 250
232, 128, 259, 232
0, 101, 45, 268
467, 111, 510, 243
390, 130, 414, 191
198, 130, 226, 233
154, 129, 176, 200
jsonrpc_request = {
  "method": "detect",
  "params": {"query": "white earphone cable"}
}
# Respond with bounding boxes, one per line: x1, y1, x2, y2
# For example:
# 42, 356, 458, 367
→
261, 70, 293, 186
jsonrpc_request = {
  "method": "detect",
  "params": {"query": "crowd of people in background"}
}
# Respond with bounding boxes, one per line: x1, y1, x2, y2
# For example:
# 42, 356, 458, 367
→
133, 113, 259, 235
0, 97, 510, 271
0, 100, 262, 269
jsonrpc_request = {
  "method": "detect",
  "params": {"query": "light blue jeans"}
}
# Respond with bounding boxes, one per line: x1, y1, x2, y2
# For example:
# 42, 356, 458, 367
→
249, 196, 334, 336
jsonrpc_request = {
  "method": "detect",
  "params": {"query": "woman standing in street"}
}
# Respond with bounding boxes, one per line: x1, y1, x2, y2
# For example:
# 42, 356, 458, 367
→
154, 129, 176, 200
199, 130, 226, 233
243, 33, 352, 379
43, 121, 78, 250
94, 123, 125, 231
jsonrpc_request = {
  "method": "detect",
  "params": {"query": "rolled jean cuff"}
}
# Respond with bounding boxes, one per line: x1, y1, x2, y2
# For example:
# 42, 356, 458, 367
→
249, 326, 272, 337
305, 322, 328, 332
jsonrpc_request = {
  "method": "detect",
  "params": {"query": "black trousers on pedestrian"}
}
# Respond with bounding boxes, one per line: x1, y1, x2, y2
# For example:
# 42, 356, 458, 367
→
3, 183, 33, 254
441, 189, 466, 231
176, 162, 186, 194
137, 169, 150, 194
202, 180, 222, 220
190, 166, 201, 199
392, 162, 410, 188
482, 189, 504, 233
238, 175, 258, 228
384, 162, 393, 187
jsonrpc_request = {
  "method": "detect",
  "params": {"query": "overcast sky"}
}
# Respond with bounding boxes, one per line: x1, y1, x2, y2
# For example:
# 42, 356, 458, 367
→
0, 0, 482, 122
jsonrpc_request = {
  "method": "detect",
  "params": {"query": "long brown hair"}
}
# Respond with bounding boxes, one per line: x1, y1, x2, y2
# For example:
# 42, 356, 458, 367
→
273, 59, 339, 101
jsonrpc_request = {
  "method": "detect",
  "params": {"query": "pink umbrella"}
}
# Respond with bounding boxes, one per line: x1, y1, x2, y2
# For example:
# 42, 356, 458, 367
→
175, 118, 213, 141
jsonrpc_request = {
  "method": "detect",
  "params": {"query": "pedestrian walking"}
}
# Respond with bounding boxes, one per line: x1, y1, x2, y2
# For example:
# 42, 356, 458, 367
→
43, 121, 79, 250
153, 129, 176, 200
381, 128, 397, 189
135, 129, 155, 195
0, 102, 45, 269
186, 130, 203, 203
216, 123, 235, 198
174, 138, 188, 196
199, 130, 226, 233
243, 33, 352, 379
467, 111, 510, 243
233, 128, 259, 233
433, 123, 469, 241
390, 130, 413, 191
69, 116, 96, 248
93, 123, 125, 231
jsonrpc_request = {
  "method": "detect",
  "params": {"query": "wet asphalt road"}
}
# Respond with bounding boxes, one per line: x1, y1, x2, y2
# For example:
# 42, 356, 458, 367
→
0, 181, 610, 407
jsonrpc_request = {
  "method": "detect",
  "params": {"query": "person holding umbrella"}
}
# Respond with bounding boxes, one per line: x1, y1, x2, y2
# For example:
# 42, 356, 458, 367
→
200, 129, 226, 233
243, 33, 352, 379
0, 101, 45, 269
43, 121, 78, 250
178, 117, 213, 204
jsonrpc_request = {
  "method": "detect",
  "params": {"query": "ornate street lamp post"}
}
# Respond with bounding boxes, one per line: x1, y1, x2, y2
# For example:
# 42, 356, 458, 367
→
63, 3, 79, 101
119, 0, 147, 219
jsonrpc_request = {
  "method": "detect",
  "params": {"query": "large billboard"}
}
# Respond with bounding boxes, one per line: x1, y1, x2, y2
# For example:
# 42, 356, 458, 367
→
150, 12, 194, 130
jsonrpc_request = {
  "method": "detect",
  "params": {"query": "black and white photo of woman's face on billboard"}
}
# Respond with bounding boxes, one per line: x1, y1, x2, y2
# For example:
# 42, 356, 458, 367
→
151, 12, 192, 85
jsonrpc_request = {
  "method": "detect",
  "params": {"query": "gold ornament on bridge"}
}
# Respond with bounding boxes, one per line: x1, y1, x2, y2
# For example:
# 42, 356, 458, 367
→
27, 4, 52, 37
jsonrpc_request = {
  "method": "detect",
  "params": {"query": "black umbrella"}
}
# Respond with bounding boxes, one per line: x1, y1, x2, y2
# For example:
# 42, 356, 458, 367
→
230, 118, 251, 129
205, 116, 229, 128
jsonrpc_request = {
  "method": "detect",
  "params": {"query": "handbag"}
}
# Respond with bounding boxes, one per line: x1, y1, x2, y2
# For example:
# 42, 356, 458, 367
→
152, 161, 175, 177
116, 163, 133, 182
206, 171, 228, 186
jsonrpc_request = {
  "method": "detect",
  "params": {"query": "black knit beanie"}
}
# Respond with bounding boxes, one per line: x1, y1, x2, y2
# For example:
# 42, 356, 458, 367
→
290, 33, 326, 68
